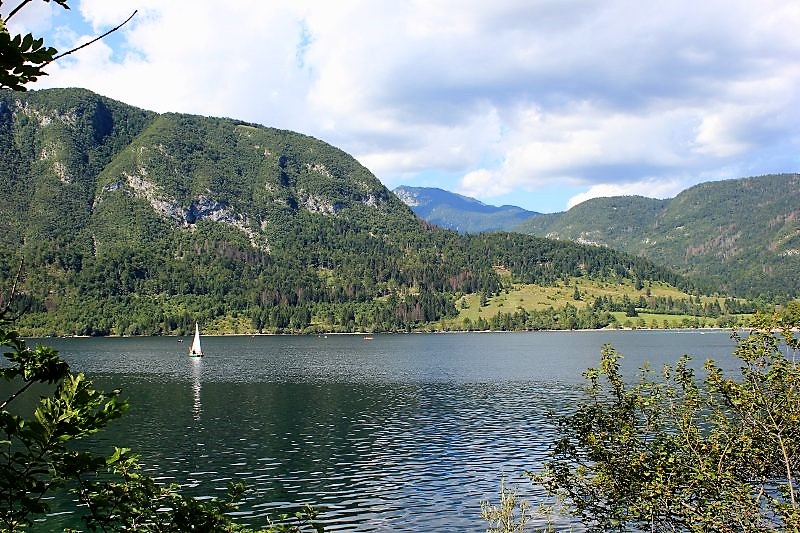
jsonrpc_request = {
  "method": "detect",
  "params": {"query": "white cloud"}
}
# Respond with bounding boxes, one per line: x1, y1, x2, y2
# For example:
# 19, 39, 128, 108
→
459, 169, 510, 198
24, 0, 800, 211
566, 179, 686, 210
76, 0, 140, 30
0, 1, 58, 34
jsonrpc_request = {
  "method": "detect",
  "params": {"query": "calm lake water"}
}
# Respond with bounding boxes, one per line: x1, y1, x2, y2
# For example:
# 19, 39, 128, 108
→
24, 331, 739, 532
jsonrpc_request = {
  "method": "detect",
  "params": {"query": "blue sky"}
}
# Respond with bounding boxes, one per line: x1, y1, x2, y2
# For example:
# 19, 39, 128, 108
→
5, 0, 799, 213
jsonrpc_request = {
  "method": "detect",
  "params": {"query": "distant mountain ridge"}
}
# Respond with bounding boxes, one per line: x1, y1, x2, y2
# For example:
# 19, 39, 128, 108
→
514, 174, 800, 298
395, 176, 799, 299
393, 185, 538, 233
0, 87, 685, 335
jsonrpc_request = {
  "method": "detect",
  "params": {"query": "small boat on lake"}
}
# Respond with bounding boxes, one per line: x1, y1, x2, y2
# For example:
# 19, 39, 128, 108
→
189, 322, 203, 357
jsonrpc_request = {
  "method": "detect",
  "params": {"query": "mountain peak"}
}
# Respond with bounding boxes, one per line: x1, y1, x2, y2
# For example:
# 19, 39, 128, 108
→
392, 185, 538, 233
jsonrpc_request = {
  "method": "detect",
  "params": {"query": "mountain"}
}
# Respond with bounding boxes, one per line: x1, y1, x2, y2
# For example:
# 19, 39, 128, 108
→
514, 174, 800, 298
0, 88, 696, 335
393, 185, 539, 233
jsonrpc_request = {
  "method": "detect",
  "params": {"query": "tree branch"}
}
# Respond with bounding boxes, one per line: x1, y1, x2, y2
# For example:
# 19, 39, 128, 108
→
4, 0, 33, 22
48, 10, 137, 63
0, 379, 34, 410
0, 259, 24, 321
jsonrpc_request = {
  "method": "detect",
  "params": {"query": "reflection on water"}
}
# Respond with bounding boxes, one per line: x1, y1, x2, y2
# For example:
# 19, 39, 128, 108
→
108, 379, 581, 531
191, 357, 202, 421
27, 331, 737, 532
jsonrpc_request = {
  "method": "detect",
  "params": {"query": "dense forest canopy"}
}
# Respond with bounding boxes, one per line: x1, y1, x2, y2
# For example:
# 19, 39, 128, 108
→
0, 88, 737, 336
514, 174, 800, 299
396, 175, 800, 301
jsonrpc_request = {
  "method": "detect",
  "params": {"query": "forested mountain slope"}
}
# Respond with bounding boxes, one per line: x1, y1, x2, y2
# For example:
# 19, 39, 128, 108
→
515, 174, 800, 299
1, 88, 691, 335
393, 185, 538, 233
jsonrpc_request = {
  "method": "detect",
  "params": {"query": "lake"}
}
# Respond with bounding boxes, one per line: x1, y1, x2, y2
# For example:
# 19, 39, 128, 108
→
25, 330, 739, 532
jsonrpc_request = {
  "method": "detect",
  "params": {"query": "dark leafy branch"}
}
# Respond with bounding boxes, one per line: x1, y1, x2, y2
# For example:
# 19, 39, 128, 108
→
0, 0, 136, 90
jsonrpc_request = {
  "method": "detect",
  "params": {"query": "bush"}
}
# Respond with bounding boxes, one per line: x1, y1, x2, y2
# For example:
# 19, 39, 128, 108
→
525, 318, 800, 531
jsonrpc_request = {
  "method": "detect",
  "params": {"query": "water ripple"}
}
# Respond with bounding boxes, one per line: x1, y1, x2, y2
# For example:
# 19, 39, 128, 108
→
25, 331, 737, 531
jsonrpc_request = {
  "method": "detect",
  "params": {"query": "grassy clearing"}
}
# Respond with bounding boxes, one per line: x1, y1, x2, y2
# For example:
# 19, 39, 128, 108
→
442, 277, 749, 330
203, 315, 253, 335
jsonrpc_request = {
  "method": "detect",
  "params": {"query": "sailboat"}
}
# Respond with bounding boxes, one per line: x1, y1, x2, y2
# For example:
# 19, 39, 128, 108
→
189, 322, 203, 357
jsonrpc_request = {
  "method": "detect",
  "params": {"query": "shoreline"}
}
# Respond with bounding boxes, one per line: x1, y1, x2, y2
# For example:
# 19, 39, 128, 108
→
33, 325, 745, 340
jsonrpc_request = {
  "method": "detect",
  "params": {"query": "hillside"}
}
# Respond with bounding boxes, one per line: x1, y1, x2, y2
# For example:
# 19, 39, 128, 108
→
514, 174, 800, 298
1, 88, 696, 335
393, 185, 539, 233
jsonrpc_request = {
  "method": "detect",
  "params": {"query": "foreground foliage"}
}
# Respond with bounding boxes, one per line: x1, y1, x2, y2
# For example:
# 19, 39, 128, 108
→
529, 315, 800, 531
0, 1, 61, 91
0, 314, 321, 532
1, 0, 135, 91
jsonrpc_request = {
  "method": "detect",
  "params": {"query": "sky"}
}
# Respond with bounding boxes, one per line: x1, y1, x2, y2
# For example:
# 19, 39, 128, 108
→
4, 0, 800, 213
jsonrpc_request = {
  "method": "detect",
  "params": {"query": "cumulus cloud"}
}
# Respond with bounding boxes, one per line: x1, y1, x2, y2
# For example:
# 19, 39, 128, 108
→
22, 0, 800, 211
566, 179, 686, 210
460, 168, 510, 198
0, 0, 59, 34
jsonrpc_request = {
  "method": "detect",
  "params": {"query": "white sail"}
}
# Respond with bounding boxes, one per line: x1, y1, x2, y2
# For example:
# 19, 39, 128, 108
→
189, 322, 203, 357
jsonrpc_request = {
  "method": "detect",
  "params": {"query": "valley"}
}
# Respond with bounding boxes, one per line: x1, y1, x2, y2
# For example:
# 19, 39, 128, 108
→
0, 88, 792, 336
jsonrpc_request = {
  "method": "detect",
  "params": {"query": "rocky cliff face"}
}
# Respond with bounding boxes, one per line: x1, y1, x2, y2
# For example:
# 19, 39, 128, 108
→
0, 87, 415, 258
